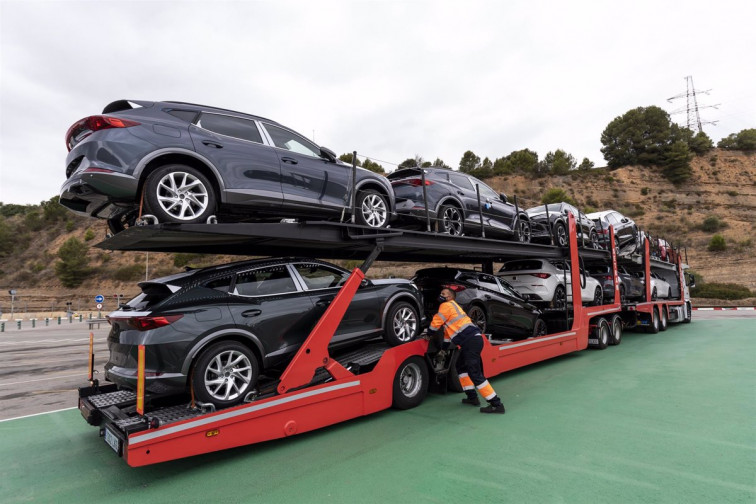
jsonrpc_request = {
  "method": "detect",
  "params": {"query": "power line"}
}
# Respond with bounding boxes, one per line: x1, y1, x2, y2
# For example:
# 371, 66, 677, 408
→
667, 75, 719, 133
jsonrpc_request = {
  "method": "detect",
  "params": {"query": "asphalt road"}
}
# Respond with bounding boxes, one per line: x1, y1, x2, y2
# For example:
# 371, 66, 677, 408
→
0, 321, 110, 421
0, 310, 752, 422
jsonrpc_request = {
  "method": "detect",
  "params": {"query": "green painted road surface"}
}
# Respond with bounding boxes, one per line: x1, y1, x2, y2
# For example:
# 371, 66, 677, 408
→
1, 319, 754, 503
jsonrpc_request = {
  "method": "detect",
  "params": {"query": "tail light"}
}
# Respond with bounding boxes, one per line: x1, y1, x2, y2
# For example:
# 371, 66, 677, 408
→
442, 283, 466, 292
391, 178, 434, 186
110, 314, 183, 331
529, 273, 551, 279
66, 115, 141, 151
597, 228, 609, 234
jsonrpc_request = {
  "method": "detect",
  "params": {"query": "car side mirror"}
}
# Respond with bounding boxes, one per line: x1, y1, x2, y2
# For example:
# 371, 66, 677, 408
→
499, 193, 508, 203
563, 209, 569, 215
320, 146, 337, 163
621, 218, 628, 223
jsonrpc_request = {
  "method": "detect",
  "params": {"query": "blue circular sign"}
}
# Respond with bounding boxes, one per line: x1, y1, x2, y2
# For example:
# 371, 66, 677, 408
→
95, 295, 104, 303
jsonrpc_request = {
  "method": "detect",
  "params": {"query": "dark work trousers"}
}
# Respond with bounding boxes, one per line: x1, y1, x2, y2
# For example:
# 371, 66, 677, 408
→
454, 330, 502, 406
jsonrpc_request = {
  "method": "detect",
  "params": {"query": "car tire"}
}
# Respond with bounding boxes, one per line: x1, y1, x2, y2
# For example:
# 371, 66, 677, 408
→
515, 216, 531, 243
533, 318, 547, 337
355, 189, 389, 228
659, 306, 668, 331
467, 304, 488, 335
192, 341, 259, 408
619, 285, 626, 305
648, 308, 660, 334
391, 356, 428, 410
609, 314, 623, 345
592, 317, 610, 350
651, 287, 657, 301
553, 284, 567, 310
590, 229, 600, 249
144, 164, 216, 224
438, 204, 464, 236
554, 221, 568, 247
384, 301, 420, 346
593, 286, 603, 306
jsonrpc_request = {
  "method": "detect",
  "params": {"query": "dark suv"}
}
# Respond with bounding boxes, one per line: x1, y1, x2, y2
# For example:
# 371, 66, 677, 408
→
61, 100, 396, 233
104, 258, 424, 408
387, 167, 531, 241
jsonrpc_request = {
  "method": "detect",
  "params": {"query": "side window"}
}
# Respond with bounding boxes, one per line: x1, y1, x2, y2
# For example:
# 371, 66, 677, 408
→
476, 182, 499, 201
166, 109, 198, 123
234, 266, 297, 297
294, 263, 349, 290
262, 123, 321, 157
197, 113, 263, 143
607, 213, 619, 225
476, 274, 501, 292
205, 277, 233, 293
449, 173, 474, 191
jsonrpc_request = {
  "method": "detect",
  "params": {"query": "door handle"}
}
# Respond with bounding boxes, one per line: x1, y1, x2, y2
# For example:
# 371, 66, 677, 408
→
281, 156, 299, 165
484, 295, 492, 300
202, 140, 223, 149
316, 299, 332, 307
241, 309, 261, 317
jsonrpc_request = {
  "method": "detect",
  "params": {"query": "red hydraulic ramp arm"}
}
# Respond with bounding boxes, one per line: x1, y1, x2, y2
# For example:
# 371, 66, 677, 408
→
276, 268, 363, 394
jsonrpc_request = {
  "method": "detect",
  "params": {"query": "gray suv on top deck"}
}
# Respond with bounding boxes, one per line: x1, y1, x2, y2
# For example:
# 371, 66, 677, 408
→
60, 100, 396, 233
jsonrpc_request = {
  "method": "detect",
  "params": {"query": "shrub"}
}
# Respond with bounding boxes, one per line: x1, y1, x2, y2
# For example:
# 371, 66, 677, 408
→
84, 228, 95, 241
65, 220, 75, 232
173, 252, 206, 268
540, 188, 576, 206
701, 215, 726, 232
708, 234, 726, 252
55, 237, 91, 288
640, 187, 650, 196
113, 264, 144, 282
691, 282, 753, 300
726, 190, 738, 197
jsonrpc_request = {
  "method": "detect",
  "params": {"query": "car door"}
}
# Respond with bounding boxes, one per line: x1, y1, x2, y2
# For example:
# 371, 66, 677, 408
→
476, 179, 517, 236
290, 262, 381, 344
495, 277, 537, 339
189, 112, 283, 209
226, 264, 315, 368
261, 122, 350, 216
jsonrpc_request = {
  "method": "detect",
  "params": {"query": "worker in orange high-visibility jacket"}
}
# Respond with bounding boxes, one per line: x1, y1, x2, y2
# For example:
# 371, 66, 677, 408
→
428, 287, 505, 414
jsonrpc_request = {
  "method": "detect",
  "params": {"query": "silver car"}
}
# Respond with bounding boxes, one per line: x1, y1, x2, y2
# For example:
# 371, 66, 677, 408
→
497, 259, 604, 308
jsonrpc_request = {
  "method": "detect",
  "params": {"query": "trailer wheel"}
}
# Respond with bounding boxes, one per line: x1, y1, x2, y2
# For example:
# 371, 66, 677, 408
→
648, 308, 660, 334
192, 341, 259, 408
659, 306, 668, 331
593, 317, 610, 350
384, 301, 420, 346
609, 314, 622, 345
355, 189, 389, 228
392, 356, 428, 410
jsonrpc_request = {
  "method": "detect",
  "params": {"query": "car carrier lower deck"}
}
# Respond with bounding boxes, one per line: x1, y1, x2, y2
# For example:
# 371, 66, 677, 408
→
79, 216, 692, 466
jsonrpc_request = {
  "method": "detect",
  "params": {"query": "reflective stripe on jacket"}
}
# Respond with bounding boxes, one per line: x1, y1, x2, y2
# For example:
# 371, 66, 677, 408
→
429, 300, 478, 343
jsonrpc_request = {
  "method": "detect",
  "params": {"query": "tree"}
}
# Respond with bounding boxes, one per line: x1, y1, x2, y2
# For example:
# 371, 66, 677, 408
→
600, 106, 675, 168
338, 153, 361, 166
718, 128, 756, 151
493, 149, 539, 176
662, 140, 693, 184
689, 131, 714, 155
540, 149, 576, 175
458, 151, 481, 174
398, 157, 419, 169
41, 196, 68, 222
468, 157, 494, 179
431, 158, 451, 169
577, 158, 594, 171
361, 158, 385, 174
54, 237, 91, 288
0, 217, 14, 257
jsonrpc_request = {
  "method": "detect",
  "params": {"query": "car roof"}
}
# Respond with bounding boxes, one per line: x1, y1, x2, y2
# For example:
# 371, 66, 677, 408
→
104, 99, 281, 127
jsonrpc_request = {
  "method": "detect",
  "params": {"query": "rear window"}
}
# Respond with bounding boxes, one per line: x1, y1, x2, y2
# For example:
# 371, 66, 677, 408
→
499, 260, 543, 272
126, 285, 173, 310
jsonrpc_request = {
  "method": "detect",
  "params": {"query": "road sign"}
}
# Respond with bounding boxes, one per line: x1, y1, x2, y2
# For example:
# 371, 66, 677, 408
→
95, 295, 104, 303
96, 303, 103, 310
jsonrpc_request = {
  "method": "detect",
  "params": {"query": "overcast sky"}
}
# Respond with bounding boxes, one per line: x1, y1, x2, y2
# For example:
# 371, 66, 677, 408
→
1, 0, 754, 205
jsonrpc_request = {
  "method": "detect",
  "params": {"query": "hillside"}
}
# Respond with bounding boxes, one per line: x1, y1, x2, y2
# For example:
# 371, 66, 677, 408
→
0, 149, 754, 316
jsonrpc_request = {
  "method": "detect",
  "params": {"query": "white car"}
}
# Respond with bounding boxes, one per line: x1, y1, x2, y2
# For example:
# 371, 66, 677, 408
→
497, 259, 605, 308
634, 271, 672, 300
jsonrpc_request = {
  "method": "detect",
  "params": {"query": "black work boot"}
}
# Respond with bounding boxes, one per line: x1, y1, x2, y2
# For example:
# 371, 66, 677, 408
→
461, 394, 480, 406
480, 401, 505, 414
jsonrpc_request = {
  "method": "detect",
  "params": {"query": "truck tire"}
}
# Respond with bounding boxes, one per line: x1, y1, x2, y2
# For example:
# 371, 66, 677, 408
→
609, 314, 623, 345
392, 356, 428, 410
192, 341, 259, 408
592, 317, 610, 350
659, 306, 668, 331
683, 302, 692, 323
648, 308, 660, 334
384, 301, 420, 346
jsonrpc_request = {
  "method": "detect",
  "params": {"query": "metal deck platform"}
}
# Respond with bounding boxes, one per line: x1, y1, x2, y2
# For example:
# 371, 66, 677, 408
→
97, 221, 611, 264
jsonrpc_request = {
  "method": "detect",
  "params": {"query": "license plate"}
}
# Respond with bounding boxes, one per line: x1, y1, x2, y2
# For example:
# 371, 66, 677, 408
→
104, 427, 121, 454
